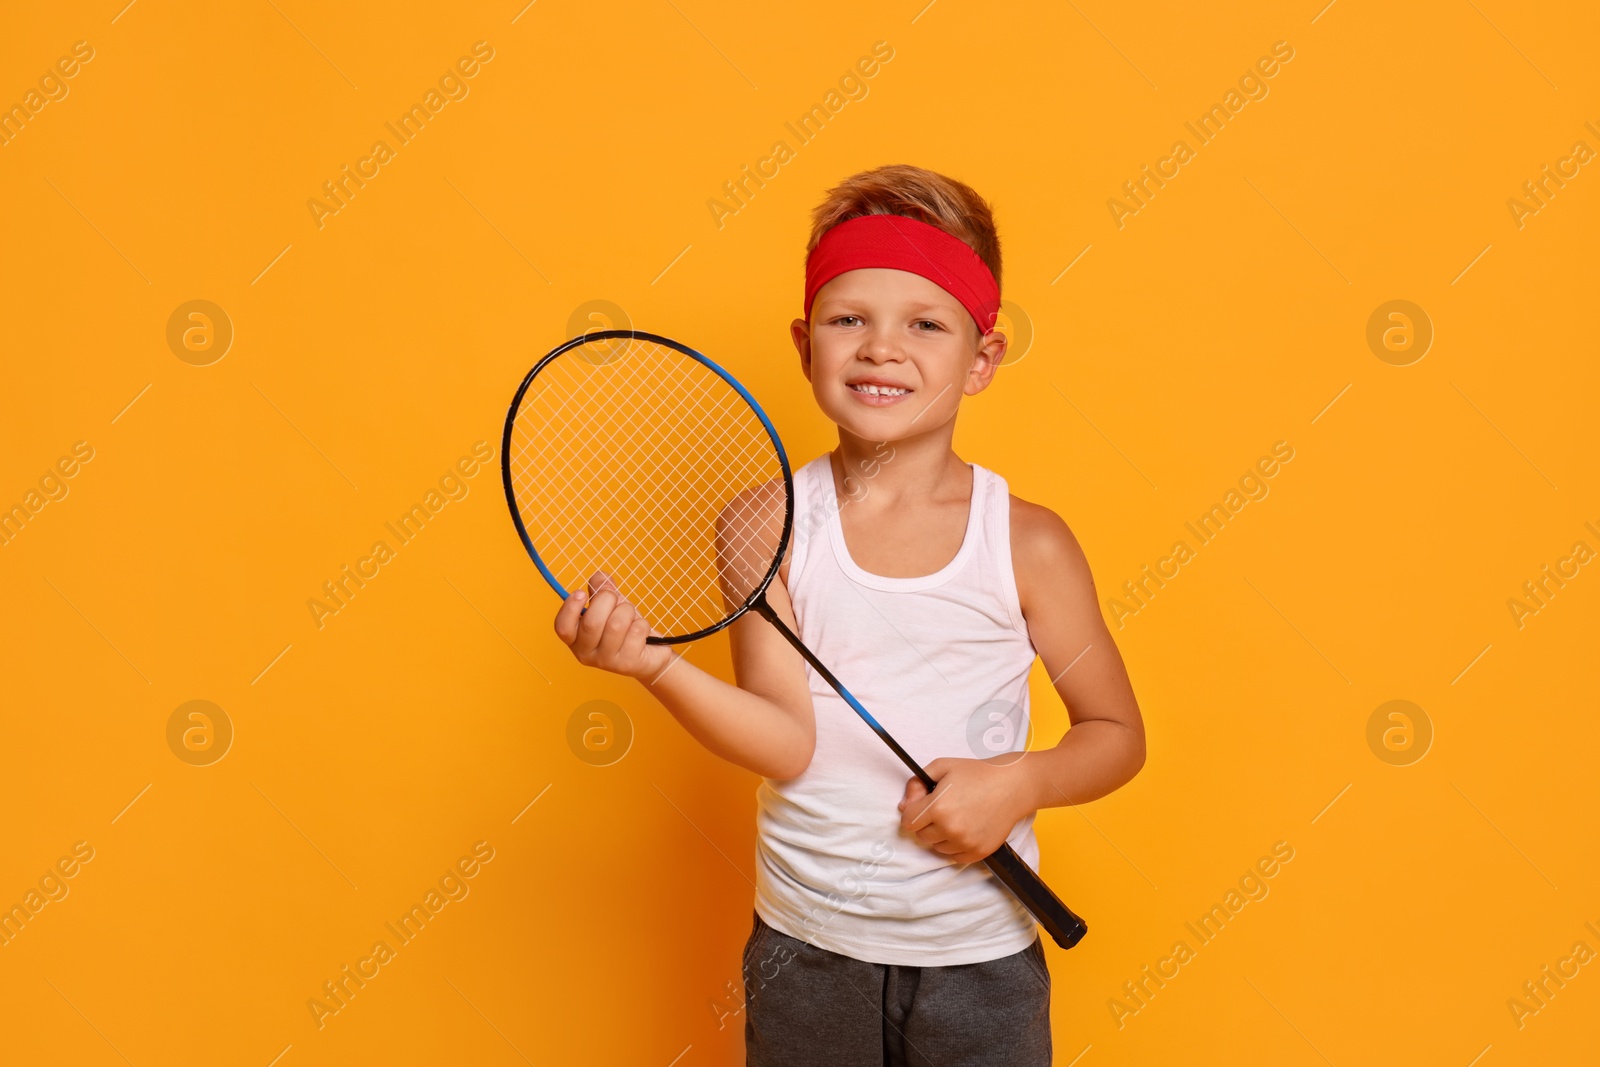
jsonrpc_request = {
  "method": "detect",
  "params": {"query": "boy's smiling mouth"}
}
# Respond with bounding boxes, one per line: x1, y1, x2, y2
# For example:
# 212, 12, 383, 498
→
847, 377, 914, 403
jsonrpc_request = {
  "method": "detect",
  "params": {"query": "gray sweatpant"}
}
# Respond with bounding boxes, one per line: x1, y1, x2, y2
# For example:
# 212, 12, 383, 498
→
742, 911, 1053, 1066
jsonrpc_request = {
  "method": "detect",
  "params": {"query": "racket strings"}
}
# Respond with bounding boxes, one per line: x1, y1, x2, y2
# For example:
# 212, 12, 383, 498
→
514, 356, 768, 610
521, 368, 774, 627
508, 337, 786, 638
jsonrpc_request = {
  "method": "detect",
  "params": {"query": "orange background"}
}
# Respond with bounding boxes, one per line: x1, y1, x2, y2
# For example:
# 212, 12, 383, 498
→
2, 1, 1597, 1064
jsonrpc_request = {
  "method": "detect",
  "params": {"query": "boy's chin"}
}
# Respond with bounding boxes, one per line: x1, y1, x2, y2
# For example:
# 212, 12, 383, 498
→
832, 415, 918, 445
821, 395, 884, 420
817, 389, 944, 442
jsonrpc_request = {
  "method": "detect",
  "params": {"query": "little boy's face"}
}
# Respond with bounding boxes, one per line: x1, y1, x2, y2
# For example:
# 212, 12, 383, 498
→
792, 268, 1007, 440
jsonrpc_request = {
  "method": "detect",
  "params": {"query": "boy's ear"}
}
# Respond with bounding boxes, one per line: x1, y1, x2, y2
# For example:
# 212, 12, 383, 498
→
963, 328, 1009, 395
790, 317, 814, 381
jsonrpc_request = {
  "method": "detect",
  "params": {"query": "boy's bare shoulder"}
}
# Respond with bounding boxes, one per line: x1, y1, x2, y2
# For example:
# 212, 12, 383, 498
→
1007, 491, 1094, 590
716, 476, 791, 562
717, 477, 787, 527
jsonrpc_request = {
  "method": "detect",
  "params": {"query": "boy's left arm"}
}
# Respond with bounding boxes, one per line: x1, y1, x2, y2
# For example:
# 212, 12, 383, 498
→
899, 498, 1145, 865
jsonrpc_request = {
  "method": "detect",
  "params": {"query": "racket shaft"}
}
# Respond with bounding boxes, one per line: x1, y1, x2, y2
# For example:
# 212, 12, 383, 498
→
751, 599, 1089, 949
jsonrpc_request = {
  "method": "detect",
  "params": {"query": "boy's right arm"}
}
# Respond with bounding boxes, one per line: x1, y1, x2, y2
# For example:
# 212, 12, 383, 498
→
552, 579, 813, 779
552, 483, 814, 780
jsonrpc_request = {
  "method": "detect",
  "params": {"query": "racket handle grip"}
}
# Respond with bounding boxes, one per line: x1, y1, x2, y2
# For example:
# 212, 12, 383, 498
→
984, 843, 1089, 950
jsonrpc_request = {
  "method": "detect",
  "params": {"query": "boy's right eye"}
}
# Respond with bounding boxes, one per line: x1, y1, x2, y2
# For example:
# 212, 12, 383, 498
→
833, 315, 862, 327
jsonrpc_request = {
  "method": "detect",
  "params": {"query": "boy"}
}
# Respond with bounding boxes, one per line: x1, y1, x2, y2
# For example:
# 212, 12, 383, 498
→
553, 164, 1145, 1066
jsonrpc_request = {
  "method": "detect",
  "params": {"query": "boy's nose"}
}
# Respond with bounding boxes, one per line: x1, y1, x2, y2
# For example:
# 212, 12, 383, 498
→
857, 333, 902, 362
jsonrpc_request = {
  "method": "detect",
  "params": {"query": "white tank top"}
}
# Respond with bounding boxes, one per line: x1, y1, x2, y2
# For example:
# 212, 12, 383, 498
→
753, 453, 1042, 966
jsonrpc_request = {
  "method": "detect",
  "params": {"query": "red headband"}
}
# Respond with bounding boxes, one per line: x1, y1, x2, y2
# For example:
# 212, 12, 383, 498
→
804, 214, 1000, 334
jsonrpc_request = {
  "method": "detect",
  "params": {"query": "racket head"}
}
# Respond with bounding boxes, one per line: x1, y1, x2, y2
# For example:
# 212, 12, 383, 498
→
501, 329, 795, 644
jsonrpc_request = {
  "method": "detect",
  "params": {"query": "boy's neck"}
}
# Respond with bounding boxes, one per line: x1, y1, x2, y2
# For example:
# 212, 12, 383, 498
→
832, 423, 968, 505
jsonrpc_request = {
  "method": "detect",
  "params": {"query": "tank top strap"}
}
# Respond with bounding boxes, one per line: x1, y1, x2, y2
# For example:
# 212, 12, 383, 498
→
784, 455, 829, 590
976, 463, 1027, 634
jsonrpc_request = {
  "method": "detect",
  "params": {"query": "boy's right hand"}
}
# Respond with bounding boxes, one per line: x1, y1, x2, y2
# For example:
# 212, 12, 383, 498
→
553, 572, 676, 683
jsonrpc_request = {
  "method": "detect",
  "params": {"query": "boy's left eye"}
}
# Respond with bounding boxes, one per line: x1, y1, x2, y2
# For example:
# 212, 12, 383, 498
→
914, 320, 942, 332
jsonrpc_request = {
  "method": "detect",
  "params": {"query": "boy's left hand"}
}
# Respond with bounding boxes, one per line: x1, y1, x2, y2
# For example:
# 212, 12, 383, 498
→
898, 756, 1036, 865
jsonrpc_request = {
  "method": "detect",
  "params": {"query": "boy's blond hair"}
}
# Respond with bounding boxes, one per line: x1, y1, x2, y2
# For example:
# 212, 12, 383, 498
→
805, 164, 1003, 290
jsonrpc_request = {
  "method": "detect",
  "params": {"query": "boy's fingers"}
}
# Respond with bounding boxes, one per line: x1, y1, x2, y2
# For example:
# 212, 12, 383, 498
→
899, 789, 933, 834
553, 591, 589, 644
900, 777, 922, 804
592, 596, 640, 660
572, 589, 620, 654
942, 840, 991, 864
898, 777, 927, 812
587, 571, 621, 599
620, 616, 653, 671
605, 607, 645, 661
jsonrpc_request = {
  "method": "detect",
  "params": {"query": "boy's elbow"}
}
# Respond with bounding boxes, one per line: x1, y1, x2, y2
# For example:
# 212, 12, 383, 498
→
1125, 727, 1147, 780
768, 699, 815, 780
776, 742, 815, 781
771, 729, 816, 781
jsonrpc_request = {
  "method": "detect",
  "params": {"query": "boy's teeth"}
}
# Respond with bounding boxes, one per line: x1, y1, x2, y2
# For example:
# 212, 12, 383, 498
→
853, 384, 909, 396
